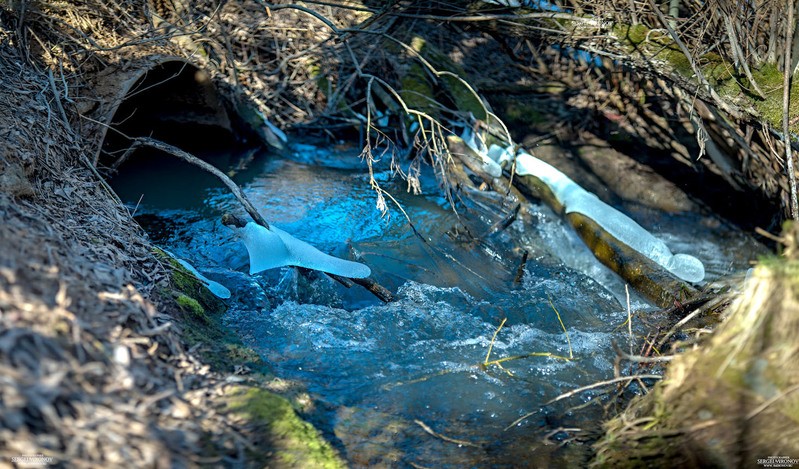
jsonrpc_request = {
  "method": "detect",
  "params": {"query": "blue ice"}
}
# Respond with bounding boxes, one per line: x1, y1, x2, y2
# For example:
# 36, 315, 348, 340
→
238, 222, 372, 278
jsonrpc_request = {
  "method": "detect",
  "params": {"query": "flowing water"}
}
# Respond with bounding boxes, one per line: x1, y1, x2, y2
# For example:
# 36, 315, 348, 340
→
112, 139, 764, 467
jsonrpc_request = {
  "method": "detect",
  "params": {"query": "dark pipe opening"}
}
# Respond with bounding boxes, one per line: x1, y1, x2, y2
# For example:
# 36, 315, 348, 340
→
98, 61, 261, 208
99, 61, 239, 165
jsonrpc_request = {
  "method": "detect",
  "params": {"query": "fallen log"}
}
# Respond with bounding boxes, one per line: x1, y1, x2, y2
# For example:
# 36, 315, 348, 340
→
447, 135, 699, 307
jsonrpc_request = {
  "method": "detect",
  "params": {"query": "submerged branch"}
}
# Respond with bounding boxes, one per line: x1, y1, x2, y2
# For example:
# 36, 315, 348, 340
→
545, 374, 662, 406
414, 420, 482, 448
114, 137, 270, 229
612, 341, 675, 363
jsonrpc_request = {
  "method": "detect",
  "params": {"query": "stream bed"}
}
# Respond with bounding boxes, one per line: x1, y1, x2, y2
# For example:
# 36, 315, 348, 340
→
113, 138, 763, 467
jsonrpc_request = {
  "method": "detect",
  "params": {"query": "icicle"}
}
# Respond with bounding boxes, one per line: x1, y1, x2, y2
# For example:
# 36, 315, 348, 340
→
239, 222, 371, 279
256, 110, 288, 149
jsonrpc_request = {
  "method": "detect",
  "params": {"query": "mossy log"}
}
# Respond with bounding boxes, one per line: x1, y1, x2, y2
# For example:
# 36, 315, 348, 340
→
392, 35, 487, 121
566, 212, 697, 307
515, 170, 699, 307
446, 136, 698, 307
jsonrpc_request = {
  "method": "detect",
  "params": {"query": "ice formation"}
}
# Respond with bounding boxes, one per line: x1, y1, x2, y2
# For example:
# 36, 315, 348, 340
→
460, 128, 503, 178
163, 251, 232, 299
513, 150, 705, 283
264, 119, 288, 144
256, 110, 288, 149
239, 222, 372, 278
487, 143, 515, 167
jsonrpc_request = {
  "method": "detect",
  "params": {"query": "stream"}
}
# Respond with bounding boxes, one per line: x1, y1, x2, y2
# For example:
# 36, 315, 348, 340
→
112, 138, 763, 467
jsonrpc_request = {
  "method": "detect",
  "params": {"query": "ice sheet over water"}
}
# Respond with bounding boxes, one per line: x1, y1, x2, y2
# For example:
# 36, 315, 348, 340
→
238, 222, 371, 278
514, 151, 705, 283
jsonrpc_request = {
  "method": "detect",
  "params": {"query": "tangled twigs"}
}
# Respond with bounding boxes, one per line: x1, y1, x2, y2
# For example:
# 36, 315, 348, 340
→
646, 0, 740, 120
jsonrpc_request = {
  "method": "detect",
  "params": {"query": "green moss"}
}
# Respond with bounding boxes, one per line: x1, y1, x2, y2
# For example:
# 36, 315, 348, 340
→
226, 386, 345, 468
150, 249, 266, 373
398, 35, 487, 120
613, 23, 653, 47
503, 100, 548, 125
176, 294, 207, 321
308, 62, 328, 94
701, 53, 735, 82
613, 22, 799, 133
440, 73, 487, 120
154, 248, 226, 314
150, 255, 338, 466
744, 63, 799, 133
179, 305, 266, 372
662, 49, 695, 77
400, 61, 438, 116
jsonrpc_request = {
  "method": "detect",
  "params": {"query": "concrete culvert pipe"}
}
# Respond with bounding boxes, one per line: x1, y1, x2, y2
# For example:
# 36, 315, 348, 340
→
88, 56, 244, 170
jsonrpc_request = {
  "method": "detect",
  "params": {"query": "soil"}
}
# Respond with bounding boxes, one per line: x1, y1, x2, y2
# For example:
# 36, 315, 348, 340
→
0, 15, 342, 469
0, 33, 207, 465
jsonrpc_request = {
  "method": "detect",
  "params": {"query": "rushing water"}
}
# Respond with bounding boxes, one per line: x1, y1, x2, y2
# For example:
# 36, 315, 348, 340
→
113, 139, 763, 467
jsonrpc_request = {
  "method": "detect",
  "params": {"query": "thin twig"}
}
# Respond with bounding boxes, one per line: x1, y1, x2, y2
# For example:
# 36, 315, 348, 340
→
484, 318, 507, 365
612, 341, 674, 363
656, 302, 709, 349
545, 374, 662, 405
783, 0, 798, 219
647, 0, 741, 119
504, 409, 539, 431
746, 382, 799, 420
626, 284, 633, 355
483, 351, 570, 367
117, 141, 396, 300
414, 420, 481, 448
548, 295, 573, 359
115, 137, 271, 229
47, 69, 72, 134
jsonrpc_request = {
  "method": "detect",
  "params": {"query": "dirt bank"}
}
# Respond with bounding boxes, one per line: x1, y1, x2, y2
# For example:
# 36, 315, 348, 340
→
0, 15, 343, 469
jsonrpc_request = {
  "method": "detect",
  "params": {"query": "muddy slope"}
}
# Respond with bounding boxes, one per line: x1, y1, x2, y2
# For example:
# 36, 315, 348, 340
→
0, 23, 344, 467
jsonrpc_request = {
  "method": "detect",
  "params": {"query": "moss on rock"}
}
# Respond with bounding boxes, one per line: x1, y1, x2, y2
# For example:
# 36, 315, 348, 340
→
224, 385, 345, 468
154, 247, 226, 315
175, 293, 208, 322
